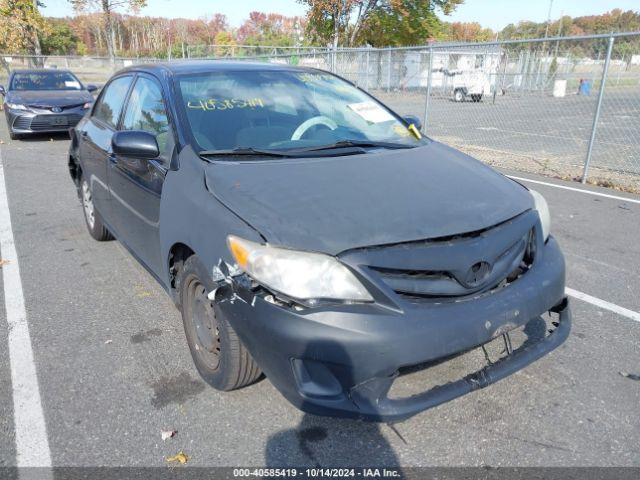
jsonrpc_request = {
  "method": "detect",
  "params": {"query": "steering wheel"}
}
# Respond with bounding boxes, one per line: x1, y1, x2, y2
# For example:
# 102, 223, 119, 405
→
291, 116, 338, 140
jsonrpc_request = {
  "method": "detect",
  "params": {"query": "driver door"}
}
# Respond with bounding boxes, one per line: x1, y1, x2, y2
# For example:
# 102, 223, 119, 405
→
107, 74, 175, 275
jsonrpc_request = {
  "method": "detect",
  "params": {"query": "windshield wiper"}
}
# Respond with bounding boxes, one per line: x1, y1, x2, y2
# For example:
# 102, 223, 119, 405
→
295, 140, 416, 153
199, 140, 416, 160
199, 147, 293, 158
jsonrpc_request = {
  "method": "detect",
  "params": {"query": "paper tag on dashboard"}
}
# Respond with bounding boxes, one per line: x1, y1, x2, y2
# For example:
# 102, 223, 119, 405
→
348, 101, 395, 123
65, 81, 80, 88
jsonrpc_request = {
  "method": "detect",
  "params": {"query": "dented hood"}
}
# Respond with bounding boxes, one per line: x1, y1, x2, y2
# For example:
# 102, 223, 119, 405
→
205, 141, 533, 255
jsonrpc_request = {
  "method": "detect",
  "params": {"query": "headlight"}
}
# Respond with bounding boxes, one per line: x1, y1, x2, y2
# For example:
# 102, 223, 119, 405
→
227, 235, 373, 304
530, 189, 550, 241
5, 102, 27, 110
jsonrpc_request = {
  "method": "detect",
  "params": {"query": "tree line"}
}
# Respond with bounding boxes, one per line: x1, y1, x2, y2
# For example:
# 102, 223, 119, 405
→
1, 0, 639, 59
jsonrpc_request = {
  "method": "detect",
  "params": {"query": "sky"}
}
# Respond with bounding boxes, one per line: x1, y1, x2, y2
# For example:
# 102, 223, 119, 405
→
42, 0, 639, 30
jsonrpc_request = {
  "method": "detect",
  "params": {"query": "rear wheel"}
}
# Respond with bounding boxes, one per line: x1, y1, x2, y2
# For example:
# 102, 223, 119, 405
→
81, 175, 113, 241
179, 255, 261, 391
471, 94, 482, 102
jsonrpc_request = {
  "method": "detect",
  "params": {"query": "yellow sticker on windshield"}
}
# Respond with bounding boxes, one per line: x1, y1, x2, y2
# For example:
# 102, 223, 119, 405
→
187, 98, 265, 111
393, 125, 411, 138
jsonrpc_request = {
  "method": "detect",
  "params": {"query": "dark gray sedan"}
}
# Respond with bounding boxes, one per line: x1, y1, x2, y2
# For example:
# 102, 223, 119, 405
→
1, 69, 96, 139
68, 61, 570, 422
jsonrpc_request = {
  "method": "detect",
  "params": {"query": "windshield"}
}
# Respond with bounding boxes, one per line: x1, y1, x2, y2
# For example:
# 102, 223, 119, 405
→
176, 69, 426, 154
10, 71, 83, 91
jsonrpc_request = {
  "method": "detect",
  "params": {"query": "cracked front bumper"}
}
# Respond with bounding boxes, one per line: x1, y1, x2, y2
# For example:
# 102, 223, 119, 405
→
215, 236, 570, 422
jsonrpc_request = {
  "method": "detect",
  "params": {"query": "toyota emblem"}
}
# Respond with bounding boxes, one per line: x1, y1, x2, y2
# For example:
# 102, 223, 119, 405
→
52, 106, 62, 113
463, 261, 492, 288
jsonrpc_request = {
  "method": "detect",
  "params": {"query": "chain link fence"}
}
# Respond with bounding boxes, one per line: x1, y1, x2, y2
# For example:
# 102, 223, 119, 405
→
228, 33, 640, 191
0, 55, 156, 86
1, 32, 639, 191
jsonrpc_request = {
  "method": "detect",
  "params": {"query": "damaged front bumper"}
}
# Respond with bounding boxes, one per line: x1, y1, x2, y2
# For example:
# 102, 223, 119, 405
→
213, 236, 570, 422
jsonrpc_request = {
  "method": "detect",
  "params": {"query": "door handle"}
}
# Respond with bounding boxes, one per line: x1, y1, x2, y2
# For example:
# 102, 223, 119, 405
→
108, 153, 118, 165
80, 130, 88, 139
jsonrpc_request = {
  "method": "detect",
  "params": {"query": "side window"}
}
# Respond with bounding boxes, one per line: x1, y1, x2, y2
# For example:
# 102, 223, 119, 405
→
122, 76, 174, 165
93, 76, 133, 128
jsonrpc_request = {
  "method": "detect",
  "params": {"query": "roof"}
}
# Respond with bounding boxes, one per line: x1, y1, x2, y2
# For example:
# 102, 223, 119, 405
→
10, 69, 73, 74
120, 60, 316, 76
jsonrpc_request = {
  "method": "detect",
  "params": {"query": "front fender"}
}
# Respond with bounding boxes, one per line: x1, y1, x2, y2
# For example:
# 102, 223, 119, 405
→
158, 146, 263, 292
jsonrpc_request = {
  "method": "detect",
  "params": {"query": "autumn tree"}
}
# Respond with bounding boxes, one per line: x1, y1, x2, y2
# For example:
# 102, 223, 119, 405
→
68, 0, 146, 59
214, 30, 236, 56
500, 9, 640, 58
442, 22, 494, 43
237, 11, 305, 46
0, 0, 49, 71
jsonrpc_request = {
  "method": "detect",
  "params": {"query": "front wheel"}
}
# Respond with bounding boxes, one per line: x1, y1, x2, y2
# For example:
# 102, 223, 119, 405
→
178, 255, 261, 391
80, 175, 113, 241
453, 89, 465, 102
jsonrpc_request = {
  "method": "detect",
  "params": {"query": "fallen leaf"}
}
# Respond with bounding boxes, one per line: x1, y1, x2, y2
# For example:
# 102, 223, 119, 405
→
161, 429, 176, 440
619, 371, 640, 381
104, 339, 113, 345
0, 140, 4, 144
0, 259, 10, 268
166, 451, 189, 464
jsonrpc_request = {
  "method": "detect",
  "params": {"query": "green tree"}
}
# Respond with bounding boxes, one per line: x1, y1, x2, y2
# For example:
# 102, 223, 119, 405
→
299, 0, 463, 47
361, 0, 464, 46
41, 19, 79, 54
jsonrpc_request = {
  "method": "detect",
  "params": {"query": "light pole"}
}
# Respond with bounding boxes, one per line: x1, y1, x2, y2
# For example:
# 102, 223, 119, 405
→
543, 0, 554, 40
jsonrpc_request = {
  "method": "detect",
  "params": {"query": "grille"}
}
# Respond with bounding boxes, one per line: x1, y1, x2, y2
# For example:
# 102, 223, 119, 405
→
27, 103, 84, 111
13, 116, 32, 130
369, 227, 536, 303
29, 114, 82, 131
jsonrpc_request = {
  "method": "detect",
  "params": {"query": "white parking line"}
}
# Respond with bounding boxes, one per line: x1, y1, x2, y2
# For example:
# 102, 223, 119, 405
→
508, 175, 640, 205
0, 148, 53, 471
566, 287, 640, 323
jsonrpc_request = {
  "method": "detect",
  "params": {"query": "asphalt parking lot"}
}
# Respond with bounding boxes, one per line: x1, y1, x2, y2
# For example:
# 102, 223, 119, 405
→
0, 117, 639, 469
377, 87, 640, 182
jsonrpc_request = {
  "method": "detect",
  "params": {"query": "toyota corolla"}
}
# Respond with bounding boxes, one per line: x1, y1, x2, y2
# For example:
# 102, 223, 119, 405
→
68, 61, 570, 421
1, 69, 96, 140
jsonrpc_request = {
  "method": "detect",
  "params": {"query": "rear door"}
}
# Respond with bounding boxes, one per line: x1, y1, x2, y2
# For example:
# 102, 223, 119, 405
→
76, 75, 134, 226
107, 74, 175, 275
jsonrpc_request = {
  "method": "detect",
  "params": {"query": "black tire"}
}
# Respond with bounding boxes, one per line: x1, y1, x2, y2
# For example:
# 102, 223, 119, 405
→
178, 255, 261, 391
453, 89, 465, 102
80, 174, 113, 241
471, 94, 482, 102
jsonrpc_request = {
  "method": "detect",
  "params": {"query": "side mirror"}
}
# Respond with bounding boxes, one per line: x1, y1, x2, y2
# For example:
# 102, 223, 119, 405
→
403, 115, 422, 132
86, 84, 98, 93
0, 85, 5, 96
112, 131, 159, 159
